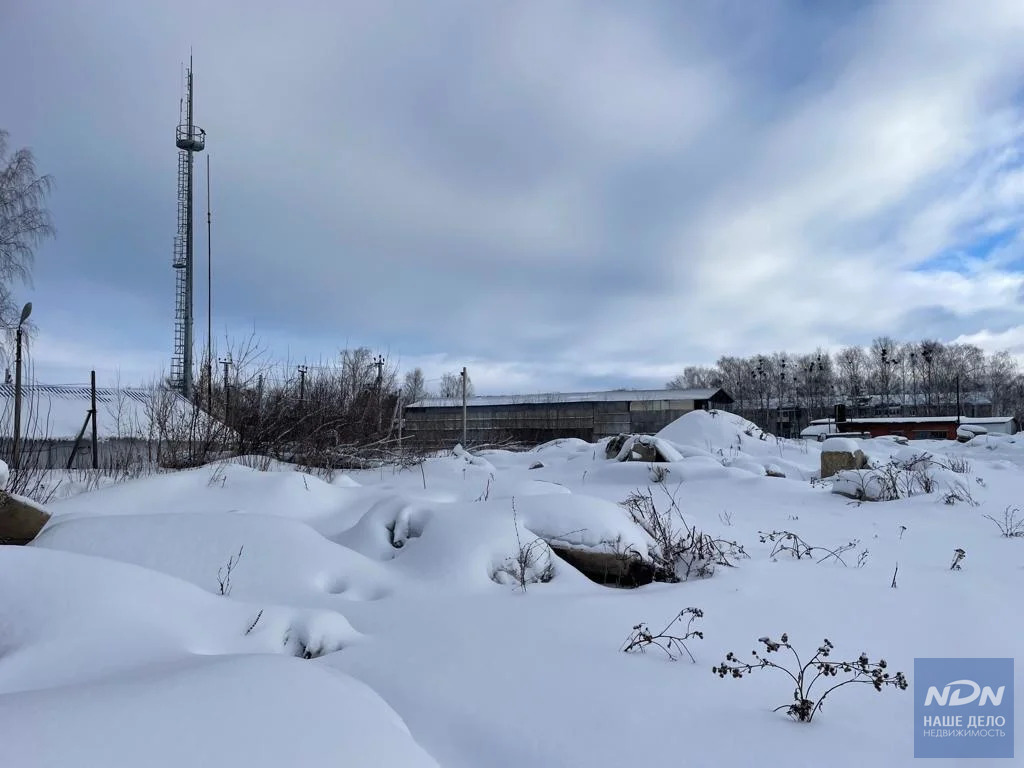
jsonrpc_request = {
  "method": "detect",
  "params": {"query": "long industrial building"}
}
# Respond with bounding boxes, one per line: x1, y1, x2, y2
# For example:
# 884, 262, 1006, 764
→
404, 388, 734, 445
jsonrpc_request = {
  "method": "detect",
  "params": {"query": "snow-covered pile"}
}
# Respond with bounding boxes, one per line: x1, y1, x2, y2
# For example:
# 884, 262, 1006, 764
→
651, 409, 819, 479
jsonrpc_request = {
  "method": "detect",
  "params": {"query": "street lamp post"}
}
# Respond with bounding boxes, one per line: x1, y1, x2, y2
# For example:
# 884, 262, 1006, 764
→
11, 302, 33, 472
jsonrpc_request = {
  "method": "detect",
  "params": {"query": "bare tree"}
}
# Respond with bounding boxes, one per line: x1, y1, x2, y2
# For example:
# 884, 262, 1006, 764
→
402, 367, 429, 403
439, 370, 472, 399
0, 130, 53, 326
666, 365, 722, 390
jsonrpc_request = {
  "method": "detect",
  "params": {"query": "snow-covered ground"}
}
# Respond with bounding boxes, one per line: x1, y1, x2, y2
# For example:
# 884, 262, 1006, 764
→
2, 410, 1020, 766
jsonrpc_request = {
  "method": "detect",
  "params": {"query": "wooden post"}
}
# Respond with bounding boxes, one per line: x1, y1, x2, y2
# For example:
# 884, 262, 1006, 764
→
461, 366, 468, 447
397, 396, 404, 455
90, 370, 98, 469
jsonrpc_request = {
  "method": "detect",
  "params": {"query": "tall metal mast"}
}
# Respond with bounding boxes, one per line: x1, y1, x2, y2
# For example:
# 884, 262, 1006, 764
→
171, 56, 205, 398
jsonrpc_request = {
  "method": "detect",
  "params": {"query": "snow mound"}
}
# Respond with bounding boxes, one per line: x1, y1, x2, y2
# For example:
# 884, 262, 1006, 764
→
0, 653, 438, 768
532, 437, 593, 454
45, 462, 377, 532
33, 511, 394, 605
0, 546, 360, 695
651, 410, 819, 479
656, 409, 764, 451
334, 495, 434, 561
338, 492, 648, 591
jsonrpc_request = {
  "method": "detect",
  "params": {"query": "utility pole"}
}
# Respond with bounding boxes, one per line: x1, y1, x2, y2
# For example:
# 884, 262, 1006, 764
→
461, 366, 468, 446
11, 302, 31, 471
297, 365, 308, 411
956, 374, 962, 427
219, 357, 232, 424
206, 154, 213, 409
374, 355, 385, 432
90, 370, 98, 470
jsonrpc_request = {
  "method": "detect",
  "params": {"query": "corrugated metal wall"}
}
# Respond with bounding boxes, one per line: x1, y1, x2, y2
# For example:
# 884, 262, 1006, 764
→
403, 399, 719, 445
0, 438, 157, 470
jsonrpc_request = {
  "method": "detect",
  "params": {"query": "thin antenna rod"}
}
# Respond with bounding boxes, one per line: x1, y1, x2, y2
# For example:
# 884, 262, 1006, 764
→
206, 154, 213, 408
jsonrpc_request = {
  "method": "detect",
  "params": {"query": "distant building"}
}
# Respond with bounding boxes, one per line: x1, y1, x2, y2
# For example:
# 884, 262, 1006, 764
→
404, 388, 734, 445
801, 415, 1017, 441
0, 384, 226, 469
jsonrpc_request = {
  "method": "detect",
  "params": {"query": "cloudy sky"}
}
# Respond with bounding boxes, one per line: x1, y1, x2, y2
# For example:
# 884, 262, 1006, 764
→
3, 0, 1024, 394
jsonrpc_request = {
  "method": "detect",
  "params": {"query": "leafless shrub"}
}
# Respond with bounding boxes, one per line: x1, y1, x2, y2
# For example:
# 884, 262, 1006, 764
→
983, 506, 1024, 538
245, 609, 264, 635
494, 499, 554, 592
942, 454, 972, 474
235, 453, 274, 472
758, 530, 859, 566
207, 460, 228, 488
712, 634, 908, 723
475, 473, 494, 502
942, 478, 978, 506
217, 546, 244, 596
621, 607, 704, 662
620, 486, 747, 581
649, 464, 670, 483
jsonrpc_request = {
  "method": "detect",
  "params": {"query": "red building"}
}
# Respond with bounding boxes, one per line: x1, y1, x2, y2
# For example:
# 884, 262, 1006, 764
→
809, 416, 1018, 441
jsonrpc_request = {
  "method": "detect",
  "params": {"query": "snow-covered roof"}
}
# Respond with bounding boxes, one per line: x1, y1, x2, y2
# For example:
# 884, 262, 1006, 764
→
0, 384, 220, 440
408, 388, 731, 409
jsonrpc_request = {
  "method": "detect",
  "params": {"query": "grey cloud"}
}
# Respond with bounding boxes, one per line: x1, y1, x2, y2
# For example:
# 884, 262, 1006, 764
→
4, 0, 1024, 391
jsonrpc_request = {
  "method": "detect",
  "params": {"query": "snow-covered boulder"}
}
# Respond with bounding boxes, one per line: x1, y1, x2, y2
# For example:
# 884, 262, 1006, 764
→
820, 437, 867, 479
0, 490, 51, 545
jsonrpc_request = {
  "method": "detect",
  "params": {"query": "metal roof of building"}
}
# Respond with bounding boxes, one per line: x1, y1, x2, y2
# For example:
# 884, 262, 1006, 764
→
408, 388, 730, 409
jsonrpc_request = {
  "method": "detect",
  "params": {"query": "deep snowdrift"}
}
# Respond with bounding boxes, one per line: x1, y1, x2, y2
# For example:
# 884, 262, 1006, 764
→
5, 413, 1022, 767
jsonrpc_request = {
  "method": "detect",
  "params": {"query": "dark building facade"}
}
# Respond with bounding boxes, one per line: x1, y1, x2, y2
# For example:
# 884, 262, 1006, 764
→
403, 388, 734, 446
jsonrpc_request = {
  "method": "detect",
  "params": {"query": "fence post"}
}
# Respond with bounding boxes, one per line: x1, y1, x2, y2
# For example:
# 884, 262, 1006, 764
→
90, 370, 98, 469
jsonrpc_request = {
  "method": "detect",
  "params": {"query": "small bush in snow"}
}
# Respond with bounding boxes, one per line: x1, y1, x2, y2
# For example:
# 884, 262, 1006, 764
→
620, 487, 746, 582
245, 609, 264, 635
942, 479, 978, 506
943, 455, 972, 474
474, 473, 494, 502
983, 507, 1024, 538
950, 548, 967, 571
712, 634, 908, 723
207, 460, 229, 488
622, 607, 704, 662
217, 546, 244, 596
758, 530, 859, 566
493, 500, 554, 592
649, 464, 670, 484
834, 453, 980, 505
